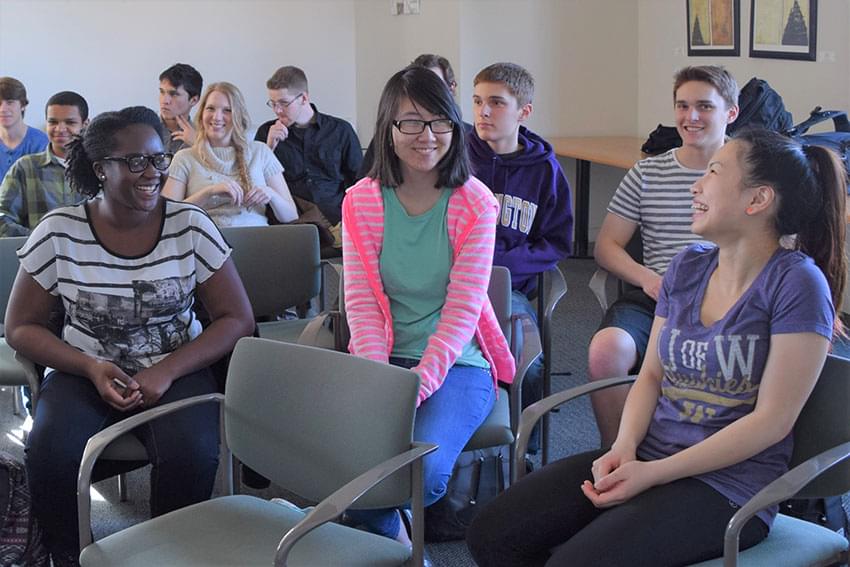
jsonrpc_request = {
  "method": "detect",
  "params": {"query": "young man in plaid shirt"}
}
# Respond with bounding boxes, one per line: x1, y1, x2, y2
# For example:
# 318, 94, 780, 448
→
0, 91, 89, 236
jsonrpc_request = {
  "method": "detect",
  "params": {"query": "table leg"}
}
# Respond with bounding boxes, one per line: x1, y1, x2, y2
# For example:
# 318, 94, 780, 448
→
574, 158, 591, 258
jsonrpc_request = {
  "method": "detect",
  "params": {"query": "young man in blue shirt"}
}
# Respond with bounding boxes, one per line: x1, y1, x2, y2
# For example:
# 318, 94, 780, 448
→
0, 77, 48, 182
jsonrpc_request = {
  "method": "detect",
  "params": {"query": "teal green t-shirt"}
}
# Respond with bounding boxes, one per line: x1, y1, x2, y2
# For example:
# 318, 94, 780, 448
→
379, 186, 488, 368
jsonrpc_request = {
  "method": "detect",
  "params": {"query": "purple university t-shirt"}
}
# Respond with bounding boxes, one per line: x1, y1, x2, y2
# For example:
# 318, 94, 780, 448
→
637, 243, 834, 527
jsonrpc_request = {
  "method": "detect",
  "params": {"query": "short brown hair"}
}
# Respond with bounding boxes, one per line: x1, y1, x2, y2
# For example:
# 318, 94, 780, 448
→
266, 66, 309, 93
411, 54, 457, 89
473, 63, 534, 107
673, 66, 738, 109
0, 77, 28, 107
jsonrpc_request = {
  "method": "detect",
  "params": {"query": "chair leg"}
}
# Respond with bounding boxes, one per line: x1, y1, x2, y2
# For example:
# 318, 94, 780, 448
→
231, 455, 241, 495
118, 472, 128, 502
12, 386, 23, 417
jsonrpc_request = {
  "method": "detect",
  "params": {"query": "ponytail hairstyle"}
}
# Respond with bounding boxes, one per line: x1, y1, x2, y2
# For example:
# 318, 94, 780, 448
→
734, 128, 847, 331
65, 106, 167, 198
193, 82, 252, 194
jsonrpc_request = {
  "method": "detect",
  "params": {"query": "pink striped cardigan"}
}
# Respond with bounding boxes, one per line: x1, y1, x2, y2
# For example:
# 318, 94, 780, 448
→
342, 176, 516, 405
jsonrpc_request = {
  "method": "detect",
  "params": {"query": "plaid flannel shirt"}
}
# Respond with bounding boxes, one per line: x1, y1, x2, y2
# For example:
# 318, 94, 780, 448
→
0, 146, 83, 236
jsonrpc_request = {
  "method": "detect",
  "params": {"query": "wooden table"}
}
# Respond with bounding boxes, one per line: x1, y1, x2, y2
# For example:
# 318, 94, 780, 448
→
551, 136, 646, 258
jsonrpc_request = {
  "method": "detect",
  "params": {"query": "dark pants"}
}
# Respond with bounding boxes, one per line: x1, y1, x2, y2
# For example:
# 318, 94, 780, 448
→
25, 368, 220, 562
466, 449, 768, 566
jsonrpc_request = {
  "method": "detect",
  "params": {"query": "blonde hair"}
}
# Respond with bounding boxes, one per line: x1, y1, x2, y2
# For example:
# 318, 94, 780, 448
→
193, 82, 252, 193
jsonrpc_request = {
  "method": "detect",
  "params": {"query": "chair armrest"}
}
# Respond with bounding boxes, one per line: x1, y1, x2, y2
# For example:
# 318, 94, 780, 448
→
319, 260, 343, 312
297, 310, 346, 351
541, 266, 568, 331
588, 268, 614, 312
77, 393, 224, 551
275, 441, 438, 567
508, 313, 543, 432
13, 351, 41, 409
514, 376, 637, 478
720, 440, 850, 567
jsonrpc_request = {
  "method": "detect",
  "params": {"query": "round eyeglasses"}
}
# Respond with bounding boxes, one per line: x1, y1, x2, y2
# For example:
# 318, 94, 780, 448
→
392, 119, 455, 135
101, 153, 173, 173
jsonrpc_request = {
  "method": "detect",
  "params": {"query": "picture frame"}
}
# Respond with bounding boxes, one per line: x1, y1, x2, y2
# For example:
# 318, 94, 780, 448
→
687, 0, 741, 56
750, 0, 817, 61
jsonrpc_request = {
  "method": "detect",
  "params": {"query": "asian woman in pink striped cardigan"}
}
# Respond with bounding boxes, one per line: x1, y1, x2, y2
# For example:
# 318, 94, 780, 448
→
342, 66, 515, 545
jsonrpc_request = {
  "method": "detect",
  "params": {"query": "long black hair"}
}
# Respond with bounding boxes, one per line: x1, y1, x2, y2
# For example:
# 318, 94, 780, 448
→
734, 128, 847, 321
368, 65, 469, 189
65, 106, 167, 198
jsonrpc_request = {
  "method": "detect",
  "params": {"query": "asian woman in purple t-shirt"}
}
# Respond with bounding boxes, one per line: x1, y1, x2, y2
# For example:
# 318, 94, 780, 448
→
466, 128, 847, 567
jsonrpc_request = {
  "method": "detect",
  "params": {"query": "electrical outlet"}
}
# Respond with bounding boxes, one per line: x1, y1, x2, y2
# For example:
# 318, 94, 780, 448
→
391, 0, 420, 15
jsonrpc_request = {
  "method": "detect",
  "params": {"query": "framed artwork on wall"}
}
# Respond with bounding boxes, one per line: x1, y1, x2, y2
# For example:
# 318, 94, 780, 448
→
687, 0, 741, 56
750, 0, 817, 60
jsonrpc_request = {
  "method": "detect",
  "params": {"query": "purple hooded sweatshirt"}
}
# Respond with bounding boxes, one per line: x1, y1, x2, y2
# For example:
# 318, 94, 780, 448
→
467, 125, 573, 295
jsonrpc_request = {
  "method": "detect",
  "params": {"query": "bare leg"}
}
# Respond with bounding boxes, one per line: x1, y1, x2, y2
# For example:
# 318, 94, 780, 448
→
587, 327, 637, 447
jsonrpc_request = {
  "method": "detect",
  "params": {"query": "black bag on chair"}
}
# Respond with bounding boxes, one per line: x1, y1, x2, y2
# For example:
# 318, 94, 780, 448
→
727, 77, 794, 136
424, 446, 509, 542
641, 124, 682, 155
785, 107, 850, 184
779, 497, 849, 536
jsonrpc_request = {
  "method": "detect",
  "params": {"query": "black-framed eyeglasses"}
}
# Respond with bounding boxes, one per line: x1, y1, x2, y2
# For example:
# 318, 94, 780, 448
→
266, 93, 304, 110
392, 119, 455, 135
101, 153, 173, 173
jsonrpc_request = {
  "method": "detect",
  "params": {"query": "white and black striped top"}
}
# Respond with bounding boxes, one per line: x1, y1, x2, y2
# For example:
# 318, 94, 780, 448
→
607, 149, 707, 275
17, 199, 230, 374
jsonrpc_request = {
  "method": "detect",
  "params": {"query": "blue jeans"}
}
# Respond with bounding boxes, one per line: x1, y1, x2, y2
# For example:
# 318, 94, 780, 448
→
512, 290, 544, 453
25, 368, 220, 561
347, 360, 495, 538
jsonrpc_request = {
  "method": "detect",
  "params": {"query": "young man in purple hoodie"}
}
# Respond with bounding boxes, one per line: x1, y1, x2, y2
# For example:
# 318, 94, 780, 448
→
466, 62, 573, 452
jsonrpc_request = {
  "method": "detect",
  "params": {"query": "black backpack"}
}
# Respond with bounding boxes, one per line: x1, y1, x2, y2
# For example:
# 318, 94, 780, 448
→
0, 451, 49, 566
424, 446, 509, 542
785, 107, 850, 183
727, 77, 794, 136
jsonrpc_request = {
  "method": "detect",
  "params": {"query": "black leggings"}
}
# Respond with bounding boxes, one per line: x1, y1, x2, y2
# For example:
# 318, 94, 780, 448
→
466, 449, 769, 567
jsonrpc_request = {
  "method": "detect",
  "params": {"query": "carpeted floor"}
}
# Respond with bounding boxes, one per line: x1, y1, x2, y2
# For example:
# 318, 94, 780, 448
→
2, 256, 847, 565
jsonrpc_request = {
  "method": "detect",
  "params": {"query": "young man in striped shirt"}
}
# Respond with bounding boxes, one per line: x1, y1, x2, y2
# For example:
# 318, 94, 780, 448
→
588, 66, 739, 447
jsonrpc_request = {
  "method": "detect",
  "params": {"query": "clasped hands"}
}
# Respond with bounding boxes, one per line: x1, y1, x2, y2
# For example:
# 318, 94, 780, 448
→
87, 359, 173, 412
581, 445, 661, 508
205, 181, 273, 209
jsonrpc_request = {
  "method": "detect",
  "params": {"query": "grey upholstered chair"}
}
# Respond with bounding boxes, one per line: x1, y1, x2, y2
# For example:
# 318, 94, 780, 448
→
300, 264, 542, 485
221, 224, 322, 343
76, 338, 436, 567
535, 266, 568, 465
587, 229, 643, 311
0, 236, 30, 416
459, 265, 541, 483
514, 355, 850, 567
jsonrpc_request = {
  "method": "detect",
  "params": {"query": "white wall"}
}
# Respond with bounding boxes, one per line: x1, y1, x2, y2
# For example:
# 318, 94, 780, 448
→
353, 0, 462, 144
0, 0, 358, 136
4, 0, 848, 244
637, 0, 850, 136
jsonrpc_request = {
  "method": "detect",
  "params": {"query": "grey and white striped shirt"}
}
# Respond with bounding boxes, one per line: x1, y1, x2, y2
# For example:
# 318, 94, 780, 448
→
607, 149, 707, 275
